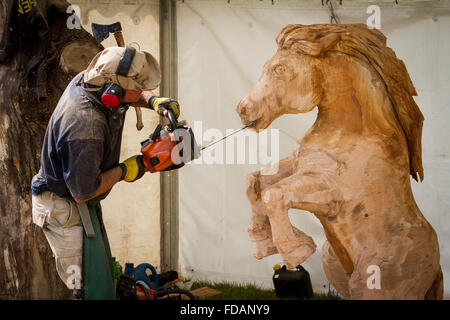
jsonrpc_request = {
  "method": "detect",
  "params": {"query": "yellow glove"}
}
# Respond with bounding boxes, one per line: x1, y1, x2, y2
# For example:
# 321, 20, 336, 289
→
149, 96, 181, 119
119, 155, 147, 182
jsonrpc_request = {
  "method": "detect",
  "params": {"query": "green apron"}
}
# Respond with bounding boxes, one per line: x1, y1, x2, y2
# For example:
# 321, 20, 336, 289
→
82, 201, 117, 300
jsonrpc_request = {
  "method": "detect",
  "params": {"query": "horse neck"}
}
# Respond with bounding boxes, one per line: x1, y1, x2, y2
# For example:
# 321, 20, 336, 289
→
306, 53, 407, 152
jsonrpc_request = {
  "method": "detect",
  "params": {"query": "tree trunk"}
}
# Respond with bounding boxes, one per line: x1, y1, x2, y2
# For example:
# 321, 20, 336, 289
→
0, 0, 102, 299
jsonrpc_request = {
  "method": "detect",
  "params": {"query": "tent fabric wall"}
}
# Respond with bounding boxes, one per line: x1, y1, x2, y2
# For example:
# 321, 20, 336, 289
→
177, 0, 450, 295
69, 0, 162, 269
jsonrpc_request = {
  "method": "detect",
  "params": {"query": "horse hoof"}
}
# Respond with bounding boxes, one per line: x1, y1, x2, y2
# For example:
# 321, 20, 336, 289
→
252, 238, 278, 259
282, 243, 316, 269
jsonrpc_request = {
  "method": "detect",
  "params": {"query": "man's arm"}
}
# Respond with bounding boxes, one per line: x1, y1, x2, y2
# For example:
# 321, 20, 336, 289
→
72, 92, 173, 204
140, 91, 155, 104
128, 91, 155, 109
73, 166, 122, 204
137, 91, 181, 119
72, 154, 147, 204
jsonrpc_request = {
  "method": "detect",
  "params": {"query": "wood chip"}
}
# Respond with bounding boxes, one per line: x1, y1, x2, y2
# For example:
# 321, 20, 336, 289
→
190, 286, 222, 298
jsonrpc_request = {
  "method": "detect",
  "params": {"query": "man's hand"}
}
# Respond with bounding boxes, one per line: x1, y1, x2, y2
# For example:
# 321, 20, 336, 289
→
119, 155, 147, 183
149, 96, 181, 119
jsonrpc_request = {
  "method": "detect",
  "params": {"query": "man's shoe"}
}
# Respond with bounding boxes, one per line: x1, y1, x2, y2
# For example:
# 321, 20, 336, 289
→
68, 289, 84, 300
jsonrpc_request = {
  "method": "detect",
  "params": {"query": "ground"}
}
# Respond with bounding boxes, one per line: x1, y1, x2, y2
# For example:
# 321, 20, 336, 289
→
190, 280, 341, 300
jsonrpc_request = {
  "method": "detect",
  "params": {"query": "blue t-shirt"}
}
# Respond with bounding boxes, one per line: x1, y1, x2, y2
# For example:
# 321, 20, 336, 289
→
31, 72, 128, 201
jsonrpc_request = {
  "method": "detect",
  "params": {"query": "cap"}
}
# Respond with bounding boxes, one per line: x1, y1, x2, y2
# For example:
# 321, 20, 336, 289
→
83, 46, 161, 91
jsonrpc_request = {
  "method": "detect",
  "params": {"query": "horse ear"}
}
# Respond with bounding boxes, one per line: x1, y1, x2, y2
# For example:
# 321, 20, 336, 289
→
286, 33, 340, 57
276, 24, 302, 46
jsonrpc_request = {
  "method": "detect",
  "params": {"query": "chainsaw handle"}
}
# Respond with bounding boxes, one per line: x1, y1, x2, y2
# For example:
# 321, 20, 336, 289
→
165, 108, 178, 132
162, 108, 182, 145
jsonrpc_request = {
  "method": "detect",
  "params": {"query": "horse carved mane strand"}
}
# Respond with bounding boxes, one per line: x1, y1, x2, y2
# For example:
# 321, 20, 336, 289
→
276, 24, 424, 181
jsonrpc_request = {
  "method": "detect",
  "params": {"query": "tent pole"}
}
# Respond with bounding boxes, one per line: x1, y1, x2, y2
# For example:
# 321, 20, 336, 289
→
159, 0, 179, 273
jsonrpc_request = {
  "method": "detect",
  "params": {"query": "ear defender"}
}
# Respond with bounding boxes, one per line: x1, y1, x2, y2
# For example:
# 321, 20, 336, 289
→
101, 83, 124, 109
101, 46, 136, 109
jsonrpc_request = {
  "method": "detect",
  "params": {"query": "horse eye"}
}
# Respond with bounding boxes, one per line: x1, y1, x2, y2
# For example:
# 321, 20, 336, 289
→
274, 64, 285, 75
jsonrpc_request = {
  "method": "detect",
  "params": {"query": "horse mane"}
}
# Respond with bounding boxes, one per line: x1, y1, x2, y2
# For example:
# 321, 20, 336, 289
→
276, 24, 424, 181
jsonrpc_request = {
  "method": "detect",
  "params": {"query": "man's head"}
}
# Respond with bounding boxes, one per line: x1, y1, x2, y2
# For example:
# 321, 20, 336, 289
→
83, 46, 161, 107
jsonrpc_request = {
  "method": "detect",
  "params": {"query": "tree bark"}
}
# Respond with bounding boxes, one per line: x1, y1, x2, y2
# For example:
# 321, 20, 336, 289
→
0, 0, 102, 299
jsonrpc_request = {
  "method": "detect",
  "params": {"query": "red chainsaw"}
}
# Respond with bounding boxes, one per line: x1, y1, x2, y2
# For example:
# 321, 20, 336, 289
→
140, 108, 256, 173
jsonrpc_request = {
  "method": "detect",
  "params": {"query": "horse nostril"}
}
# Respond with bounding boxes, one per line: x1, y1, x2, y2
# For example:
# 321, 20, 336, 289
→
237, 99, 253, 119
237, 101, 246, 115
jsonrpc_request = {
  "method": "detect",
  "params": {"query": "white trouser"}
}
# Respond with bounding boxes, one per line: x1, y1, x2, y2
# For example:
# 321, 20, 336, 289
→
31, 191, 83, 290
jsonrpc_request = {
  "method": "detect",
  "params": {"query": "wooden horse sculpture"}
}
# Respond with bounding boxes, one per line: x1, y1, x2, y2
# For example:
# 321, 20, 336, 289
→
236, 24, 442, 299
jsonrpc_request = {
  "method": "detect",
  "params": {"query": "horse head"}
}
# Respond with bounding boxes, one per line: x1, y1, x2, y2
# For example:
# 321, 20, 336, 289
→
236, 27, 340, 132
237, 24, 424, 181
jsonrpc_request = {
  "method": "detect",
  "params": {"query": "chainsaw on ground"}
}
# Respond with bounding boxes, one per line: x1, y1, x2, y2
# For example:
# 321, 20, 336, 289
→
140, 108, 256, 173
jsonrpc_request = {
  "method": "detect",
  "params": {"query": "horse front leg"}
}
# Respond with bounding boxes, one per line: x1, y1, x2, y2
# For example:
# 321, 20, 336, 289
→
246, 156, 295, 260
261, 172, 341, 269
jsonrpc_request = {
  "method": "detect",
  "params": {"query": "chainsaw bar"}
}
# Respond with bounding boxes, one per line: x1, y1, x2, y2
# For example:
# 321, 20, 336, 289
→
200, 120, 257, 151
